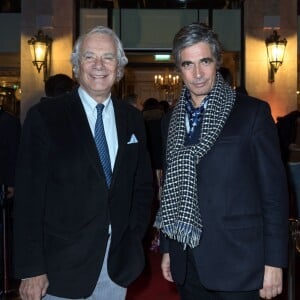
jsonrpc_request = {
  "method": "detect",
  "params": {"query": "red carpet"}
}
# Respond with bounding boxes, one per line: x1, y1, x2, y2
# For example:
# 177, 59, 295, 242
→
126, 250, 179, 300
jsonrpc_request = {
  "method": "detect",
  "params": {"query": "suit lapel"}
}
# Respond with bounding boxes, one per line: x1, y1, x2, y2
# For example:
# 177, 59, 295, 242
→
66, 89, 106, 184
111, 97, 128, 187
65, 92, 129, 188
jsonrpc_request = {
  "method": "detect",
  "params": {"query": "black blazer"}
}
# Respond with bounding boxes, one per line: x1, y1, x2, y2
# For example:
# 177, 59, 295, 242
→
13, 88, 153, 298
160, 93, 289, 291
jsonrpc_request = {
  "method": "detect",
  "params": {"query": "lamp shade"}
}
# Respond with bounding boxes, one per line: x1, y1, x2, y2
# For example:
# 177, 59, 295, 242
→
28, 30, 52, 74
265, 30, 287, 73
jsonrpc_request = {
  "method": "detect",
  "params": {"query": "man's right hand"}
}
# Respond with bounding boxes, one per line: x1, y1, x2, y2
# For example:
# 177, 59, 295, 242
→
161, 253, 174, 282
19, 274, 49, 300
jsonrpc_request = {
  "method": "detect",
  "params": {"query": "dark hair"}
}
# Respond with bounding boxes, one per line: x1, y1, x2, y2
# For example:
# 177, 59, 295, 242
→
159, 100, 170, 113
235, 85, 248, 95
219, 67, 233, 87
45, 74, 75, 97
143, 98, 159, 111
172, 23, 222, 70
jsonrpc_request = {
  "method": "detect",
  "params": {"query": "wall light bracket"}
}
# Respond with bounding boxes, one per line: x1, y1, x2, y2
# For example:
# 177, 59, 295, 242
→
265, 30, 287, 83
28, 30, 53, 81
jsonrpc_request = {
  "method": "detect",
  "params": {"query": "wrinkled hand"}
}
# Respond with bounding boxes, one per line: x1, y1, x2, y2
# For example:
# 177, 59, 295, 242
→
161, 253, 174, 282
259, 265, 282, 299
19, 274, 49, 300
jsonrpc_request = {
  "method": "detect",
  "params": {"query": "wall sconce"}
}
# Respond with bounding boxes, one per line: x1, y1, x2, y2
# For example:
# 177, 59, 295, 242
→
265, 30, 287, 83
28, 30, 52, 81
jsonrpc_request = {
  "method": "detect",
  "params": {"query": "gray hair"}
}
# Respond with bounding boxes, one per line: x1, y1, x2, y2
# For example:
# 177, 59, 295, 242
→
172, 23, 222, 70
71, 26, 128, 82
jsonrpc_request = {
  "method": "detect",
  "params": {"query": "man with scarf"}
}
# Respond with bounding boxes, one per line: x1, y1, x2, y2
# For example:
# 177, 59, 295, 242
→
155, 23, 288, 300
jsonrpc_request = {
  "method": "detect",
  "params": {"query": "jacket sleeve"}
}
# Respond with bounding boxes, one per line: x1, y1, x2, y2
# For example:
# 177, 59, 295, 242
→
131, 111, 154, 238
251, 102, 289, 268
158, 112, 172, 253
13, 106, 49, 278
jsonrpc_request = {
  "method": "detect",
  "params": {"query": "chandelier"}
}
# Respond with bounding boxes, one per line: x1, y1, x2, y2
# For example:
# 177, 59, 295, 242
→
154, 74, 180, 92
154, 73, 181, 102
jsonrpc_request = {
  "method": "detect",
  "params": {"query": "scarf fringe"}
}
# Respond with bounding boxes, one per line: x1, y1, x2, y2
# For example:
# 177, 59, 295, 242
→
155, 217, 203, 249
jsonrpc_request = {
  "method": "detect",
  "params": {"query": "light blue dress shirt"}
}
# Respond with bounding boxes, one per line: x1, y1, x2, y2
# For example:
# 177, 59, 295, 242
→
78, 87, 118, 171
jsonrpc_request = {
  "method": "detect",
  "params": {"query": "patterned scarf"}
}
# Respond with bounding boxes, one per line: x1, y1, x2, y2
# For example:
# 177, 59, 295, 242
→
155, 72, 236, 248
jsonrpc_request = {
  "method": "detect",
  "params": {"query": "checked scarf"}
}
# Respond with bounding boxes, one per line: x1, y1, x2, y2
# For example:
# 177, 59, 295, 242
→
155, 72, 236, 248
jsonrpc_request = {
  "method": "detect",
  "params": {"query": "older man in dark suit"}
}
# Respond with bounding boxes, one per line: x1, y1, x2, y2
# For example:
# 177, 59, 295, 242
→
155, 23, 288, 300
13, 26, 153, 300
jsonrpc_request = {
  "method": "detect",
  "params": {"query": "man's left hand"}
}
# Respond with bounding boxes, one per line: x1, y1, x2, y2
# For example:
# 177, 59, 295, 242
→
259, 265, 283, 299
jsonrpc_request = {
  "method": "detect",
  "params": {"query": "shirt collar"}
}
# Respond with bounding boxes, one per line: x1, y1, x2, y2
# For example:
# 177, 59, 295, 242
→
185, 89, 209, 113
78, 86, 112, 114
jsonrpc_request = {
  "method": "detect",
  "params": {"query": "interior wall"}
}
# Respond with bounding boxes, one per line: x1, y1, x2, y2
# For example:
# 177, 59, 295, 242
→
18, 0, 299, 121
244, 0, 298, 121
20, 0, 74, 122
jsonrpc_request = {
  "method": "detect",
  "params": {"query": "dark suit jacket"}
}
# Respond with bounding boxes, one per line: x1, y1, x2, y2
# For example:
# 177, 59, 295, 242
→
13, 88, 153, 298
160, 93, 289, 292
0, 109, 21, 187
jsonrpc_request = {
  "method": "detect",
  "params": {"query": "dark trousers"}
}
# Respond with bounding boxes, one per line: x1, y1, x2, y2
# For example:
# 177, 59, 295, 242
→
176, 249, 260, 300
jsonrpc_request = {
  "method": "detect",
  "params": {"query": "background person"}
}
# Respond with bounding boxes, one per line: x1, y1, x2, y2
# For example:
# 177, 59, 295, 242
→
276, 110, 300, 219
287, 116, 300, 219
40, 73, 76, 102
123, 93, 141, 110
0, 103, 21, 199
0, 103, 21, 292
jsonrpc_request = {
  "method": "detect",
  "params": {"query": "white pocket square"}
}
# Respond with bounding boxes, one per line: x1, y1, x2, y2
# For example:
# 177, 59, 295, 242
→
127, 134, 138, 144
